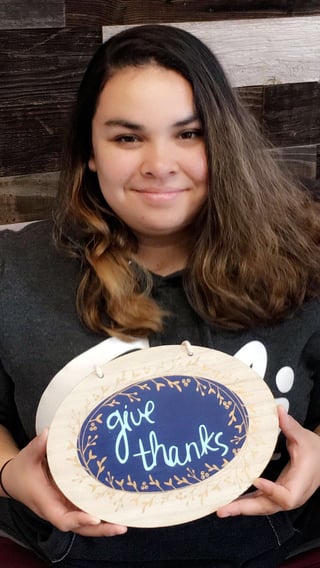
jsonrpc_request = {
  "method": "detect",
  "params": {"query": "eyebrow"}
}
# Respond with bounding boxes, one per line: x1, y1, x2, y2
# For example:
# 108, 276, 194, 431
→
104, 113, 200, 130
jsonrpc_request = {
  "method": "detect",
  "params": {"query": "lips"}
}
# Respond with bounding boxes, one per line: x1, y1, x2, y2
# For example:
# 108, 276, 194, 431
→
132, 188, 186, 202
134, 188, 184, 194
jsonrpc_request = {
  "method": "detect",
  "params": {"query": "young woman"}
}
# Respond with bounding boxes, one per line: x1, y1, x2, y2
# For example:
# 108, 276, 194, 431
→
0, 24, 320, 568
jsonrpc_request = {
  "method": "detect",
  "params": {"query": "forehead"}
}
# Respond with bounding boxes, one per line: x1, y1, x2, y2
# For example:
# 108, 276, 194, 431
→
95, 64, 196, 122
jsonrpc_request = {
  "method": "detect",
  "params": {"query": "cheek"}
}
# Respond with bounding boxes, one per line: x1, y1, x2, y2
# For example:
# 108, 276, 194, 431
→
96, 151, 138, 187
188, 150, 208, 184
96, 162, 131, 208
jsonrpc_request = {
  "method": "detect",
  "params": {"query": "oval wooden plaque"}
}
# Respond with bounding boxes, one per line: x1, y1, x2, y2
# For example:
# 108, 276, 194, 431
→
46, 343, 278, 528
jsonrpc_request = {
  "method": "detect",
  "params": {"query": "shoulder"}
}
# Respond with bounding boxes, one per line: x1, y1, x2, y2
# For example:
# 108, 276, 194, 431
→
0, 221, 52, 275
295, 296, 320, 325
282, 297, 320, 339
286, 298, 320, 364
0, 220, 78, 283
255, 298, 320, 358
0, 220, 52, 251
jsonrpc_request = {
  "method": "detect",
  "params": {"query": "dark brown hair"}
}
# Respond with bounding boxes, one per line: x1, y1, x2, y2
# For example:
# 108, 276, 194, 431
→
54, 24, 320, 337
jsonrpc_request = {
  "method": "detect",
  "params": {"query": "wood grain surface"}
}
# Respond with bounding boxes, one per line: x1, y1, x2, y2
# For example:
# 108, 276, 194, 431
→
103, 17, 320, 86
66, 0, 320, 26
0, 0, 65, 29
1, 2, 319, 224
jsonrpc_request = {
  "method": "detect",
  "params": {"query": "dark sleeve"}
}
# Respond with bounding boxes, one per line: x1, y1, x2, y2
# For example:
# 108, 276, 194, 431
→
0, 357, 17, 429
0, 241, 29, 447
0, 358, 29, 447
303, 332, 320, 431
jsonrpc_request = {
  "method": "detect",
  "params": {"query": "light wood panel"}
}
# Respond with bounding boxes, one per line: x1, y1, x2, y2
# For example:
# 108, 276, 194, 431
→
103, 17, 320, 87
274, 145, 318, 181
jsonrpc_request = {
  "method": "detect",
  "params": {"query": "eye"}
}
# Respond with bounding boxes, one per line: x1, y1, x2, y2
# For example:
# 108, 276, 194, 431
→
179, 129, 203, 140
114, 134, 140, 144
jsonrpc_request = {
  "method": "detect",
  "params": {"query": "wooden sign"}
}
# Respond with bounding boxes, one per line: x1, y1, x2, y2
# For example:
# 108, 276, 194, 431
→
47, 343, 278, 527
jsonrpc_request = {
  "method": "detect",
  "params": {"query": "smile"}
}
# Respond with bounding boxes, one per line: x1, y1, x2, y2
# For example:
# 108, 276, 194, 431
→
133, 189, 186, 202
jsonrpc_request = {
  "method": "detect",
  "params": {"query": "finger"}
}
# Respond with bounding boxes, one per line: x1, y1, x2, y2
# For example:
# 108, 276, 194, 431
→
217, 498, 280, 517
216, 491, 281, 517
75, 522, 128, 537
55, 511, 127, 536
252, 477, 295, 509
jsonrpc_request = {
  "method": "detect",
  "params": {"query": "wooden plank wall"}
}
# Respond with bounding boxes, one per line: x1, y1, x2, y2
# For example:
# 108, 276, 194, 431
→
1, 0, 320, 224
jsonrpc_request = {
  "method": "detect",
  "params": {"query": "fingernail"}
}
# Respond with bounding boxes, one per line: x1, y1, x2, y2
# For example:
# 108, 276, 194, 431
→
88, 516, 101, 525
217, 511, 230, 518
113, 526, 127, 535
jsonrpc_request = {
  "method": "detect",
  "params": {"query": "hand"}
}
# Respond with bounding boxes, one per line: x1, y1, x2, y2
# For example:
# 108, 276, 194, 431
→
2, 430, 127, 537
217, 406, 320, 517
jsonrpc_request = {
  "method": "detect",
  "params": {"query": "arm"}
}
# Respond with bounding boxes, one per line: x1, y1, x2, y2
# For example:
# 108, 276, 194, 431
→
0, 424, 20, 497
0, 426, 127, 536
0, 237, 126, 536
0, 354, 127, 536
0, 424, 19, 462
217, 406, 320, 517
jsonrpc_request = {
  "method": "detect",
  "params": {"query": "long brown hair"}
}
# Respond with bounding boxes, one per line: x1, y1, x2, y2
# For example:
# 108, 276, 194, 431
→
54, 24, 320, 337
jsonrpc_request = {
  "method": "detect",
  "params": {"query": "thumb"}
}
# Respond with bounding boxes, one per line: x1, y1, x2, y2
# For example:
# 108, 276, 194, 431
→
277, 405, 301, 443
26, 428, 49, 461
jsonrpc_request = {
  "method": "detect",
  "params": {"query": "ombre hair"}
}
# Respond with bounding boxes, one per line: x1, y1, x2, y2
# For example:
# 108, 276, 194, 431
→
54, 24, 320, 337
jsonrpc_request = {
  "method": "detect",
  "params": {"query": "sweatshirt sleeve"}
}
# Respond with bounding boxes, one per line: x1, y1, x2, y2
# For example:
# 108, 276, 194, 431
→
0, 238, 29, 446
0, 358, 16, 429
303, 331, 320, 431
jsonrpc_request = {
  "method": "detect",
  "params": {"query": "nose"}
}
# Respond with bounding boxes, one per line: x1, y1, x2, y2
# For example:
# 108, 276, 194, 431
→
140, 142, 178, 179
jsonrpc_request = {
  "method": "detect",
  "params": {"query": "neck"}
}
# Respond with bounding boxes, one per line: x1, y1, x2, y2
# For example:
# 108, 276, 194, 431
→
134, 234, 190, 276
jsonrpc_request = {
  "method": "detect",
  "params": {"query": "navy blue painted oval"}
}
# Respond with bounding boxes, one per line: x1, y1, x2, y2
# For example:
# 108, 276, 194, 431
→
77, 375, 249, 492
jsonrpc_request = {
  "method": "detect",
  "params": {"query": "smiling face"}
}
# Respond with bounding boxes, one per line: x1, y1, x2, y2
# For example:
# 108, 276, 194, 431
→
88, 64, 208, 248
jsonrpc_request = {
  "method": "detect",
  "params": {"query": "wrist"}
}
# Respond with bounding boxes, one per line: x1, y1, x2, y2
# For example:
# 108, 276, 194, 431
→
0, 458, 14, 498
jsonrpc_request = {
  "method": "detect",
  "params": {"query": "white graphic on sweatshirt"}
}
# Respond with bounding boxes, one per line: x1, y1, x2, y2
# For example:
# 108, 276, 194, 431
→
234, 340, 267, 378
234, 340, 294, 412
275, 366, 295, 413
234, 340, 295, 461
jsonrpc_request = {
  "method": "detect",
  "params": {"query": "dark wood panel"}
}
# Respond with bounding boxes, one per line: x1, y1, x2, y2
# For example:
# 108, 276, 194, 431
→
0, 172, 58, 224
262, 82, 320, 147
237, 86, 264, 123
0, 0, 65, 29
65, 0, 320, 26
0, 28, 101, 107
0, 29, 101, 176
0, 193, 54, 224
293, 0, 320, 13
305, 162, 320, 199
0, 28, 101, 56
0, 104, 69, 176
